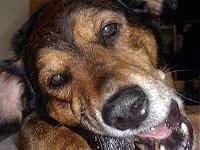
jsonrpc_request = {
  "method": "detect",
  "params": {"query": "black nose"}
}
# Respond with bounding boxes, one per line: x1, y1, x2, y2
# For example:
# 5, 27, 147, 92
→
102, 85, 149, 130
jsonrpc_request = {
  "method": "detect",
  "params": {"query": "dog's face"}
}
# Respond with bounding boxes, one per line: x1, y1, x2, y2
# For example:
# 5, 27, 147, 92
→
0, 0, 193, 149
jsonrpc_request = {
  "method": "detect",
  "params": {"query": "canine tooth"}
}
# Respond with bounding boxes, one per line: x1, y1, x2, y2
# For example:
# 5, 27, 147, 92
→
94, 137, 98, 142
182, 142, 187, 147
159, 145, 166, 150
150, 127, 155, 131
140, 109, 146, 115
181, 122, 188, 135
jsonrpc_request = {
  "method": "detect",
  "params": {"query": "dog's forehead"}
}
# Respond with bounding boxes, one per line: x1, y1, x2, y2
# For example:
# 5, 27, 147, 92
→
73, 9, 125, 44
26, 0, 124, 51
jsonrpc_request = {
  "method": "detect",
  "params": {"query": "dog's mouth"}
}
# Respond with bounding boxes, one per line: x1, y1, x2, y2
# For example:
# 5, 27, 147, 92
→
79, 100, 194, 150
135, 101, 194, 150
81, 83, 194, 149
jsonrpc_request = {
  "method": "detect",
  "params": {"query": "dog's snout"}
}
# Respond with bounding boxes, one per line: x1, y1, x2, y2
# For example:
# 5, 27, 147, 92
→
102, 85, 149, 130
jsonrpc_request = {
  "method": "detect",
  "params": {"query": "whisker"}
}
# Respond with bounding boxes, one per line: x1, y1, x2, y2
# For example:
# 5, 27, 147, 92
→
159, 65, 172, 73
167, 69, 194, 74
175, 90, 200, 104
183, 79, 199, 83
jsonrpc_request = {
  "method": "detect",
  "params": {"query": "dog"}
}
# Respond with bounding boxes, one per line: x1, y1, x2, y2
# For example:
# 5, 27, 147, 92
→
0, 0, 194, 149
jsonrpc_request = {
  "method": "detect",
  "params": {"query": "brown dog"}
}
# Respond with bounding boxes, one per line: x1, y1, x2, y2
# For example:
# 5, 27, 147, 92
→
0, 0, 195, 149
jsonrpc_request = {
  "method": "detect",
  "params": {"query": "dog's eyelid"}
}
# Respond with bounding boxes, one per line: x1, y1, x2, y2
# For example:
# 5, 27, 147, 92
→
100, 20, 121, 30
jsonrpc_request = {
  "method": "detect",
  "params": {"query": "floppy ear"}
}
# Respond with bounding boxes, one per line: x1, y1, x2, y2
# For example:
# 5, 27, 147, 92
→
0, 59, 26, 135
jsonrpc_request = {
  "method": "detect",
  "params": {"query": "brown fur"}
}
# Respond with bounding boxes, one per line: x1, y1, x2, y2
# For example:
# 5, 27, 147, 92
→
18, 114, 90, 150
13, 0, 197, 149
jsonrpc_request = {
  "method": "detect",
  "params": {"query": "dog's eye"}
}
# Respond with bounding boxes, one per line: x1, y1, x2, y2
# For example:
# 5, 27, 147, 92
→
101, 23, 120, 45
102, 23, 118, 37
49, 73, 72, 89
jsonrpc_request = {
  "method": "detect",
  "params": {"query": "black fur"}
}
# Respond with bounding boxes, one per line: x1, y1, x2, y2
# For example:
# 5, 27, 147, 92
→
12, 5, 47, 57
0, 59, 24, 77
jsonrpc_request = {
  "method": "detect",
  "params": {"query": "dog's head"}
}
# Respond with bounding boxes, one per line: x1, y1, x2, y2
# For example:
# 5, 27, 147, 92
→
0, 0, 193, 149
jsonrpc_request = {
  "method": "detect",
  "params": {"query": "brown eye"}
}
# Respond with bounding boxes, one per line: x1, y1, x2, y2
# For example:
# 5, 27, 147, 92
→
101, 23, 120, 46
49, 73, 72, 89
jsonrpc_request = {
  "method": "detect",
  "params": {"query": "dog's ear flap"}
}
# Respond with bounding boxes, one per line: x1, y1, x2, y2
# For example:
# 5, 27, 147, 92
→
12, 5, 46, 57
118, 0, 178, 16
0, 59, 26, 135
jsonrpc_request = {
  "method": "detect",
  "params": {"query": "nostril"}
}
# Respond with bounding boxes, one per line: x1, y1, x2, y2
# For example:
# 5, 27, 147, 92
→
130, 96, 148, 117
102, 85, 149, 130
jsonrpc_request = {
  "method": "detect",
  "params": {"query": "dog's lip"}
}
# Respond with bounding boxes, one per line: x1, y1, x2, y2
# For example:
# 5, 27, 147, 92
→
135, 100, 194, 149
137, 123, 172, 140
136, 100, 180, 140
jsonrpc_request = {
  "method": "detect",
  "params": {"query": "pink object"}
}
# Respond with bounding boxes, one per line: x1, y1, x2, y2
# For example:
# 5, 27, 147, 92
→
138, 125, 172, 140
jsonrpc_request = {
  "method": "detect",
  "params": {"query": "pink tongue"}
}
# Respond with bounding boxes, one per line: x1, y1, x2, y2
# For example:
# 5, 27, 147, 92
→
138, 126, 172, 140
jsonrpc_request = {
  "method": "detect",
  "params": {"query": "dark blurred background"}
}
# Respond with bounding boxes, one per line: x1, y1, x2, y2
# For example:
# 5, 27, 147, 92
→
160, 0, 200, 105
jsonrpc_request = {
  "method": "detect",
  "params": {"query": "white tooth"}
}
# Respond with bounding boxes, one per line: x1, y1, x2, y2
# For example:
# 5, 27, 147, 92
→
140, 109, 146, 115
181, 122, 188, 135
150, 127, 155, 131
160, 145, 166, 150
